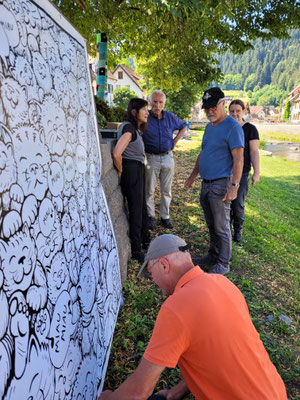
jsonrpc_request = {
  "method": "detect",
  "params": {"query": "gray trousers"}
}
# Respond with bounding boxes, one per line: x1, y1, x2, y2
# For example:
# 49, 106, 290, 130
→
200, 178, 232, 266
145, 152, 174, 219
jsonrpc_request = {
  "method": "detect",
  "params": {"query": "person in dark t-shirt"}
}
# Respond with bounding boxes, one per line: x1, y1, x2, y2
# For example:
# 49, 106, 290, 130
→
229, 99, 260, 242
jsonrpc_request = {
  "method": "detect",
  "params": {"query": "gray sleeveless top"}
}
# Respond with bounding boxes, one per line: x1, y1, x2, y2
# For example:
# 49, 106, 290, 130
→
117, 122, 145, 164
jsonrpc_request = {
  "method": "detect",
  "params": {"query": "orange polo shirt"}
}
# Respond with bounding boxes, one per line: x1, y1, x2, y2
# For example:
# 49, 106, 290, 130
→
144, 267, 287, 400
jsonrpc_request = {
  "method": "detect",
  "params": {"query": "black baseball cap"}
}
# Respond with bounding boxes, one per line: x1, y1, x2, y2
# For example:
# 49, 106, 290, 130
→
202, 87, 225, 109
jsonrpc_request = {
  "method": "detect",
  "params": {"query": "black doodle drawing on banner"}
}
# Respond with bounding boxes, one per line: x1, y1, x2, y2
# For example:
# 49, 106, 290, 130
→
0, 0, 122, 398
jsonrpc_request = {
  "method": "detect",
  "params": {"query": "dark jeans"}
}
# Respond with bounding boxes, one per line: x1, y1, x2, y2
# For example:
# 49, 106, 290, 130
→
231, 172, 249, 233
120, 159, 149, 254
200, 178, 231, 266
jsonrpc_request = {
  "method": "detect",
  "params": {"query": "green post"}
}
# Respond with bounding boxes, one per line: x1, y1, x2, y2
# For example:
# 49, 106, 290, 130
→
96, 32, 108, 100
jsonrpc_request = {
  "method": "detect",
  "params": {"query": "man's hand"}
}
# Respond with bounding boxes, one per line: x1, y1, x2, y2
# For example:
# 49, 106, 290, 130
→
117, 170, 122, 184
155, 379, 190, 400
184, 175, 195, 188
222, 186, 238, 202
98, 390, 114, 400
156, 389, 174, 399
252, 173, 259, 185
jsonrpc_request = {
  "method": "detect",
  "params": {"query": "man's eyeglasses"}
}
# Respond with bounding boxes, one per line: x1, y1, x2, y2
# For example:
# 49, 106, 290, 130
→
145, 258, 161, 279
204, 99, 224, 112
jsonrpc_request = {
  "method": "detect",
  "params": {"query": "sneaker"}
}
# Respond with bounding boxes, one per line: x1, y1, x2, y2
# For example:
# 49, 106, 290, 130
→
161, 218, 173, 229
193, 254, 217, 266
208, 263, 230, 275
148, 217, 156, 230
233, 231, 242, 243
131, 252, 145, 263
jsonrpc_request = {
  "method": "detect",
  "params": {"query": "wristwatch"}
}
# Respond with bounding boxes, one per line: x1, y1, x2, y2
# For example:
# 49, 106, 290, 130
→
232, 183, 240, 189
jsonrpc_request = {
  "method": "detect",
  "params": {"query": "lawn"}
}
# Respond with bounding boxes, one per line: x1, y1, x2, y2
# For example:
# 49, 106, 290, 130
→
224, 89, 250, 104
258, 130, 300, 144
104, 132, 300, 399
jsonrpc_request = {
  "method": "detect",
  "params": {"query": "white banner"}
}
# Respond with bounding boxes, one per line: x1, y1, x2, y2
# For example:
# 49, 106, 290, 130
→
0, 0, 122, 398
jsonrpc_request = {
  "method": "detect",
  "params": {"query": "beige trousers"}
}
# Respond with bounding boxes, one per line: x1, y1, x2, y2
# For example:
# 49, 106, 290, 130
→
145, 151, 174, 219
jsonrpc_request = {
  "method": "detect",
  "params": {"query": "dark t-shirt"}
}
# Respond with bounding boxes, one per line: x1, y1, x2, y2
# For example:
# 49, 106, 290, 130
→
117, 122, 145, 163
121, 122, 137, 141
243, 122, 259, 173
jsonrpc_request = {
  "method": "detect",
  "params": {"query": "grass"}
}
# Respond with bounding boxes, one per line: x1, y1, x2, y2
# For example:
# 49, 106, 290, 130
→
104, 131, 300, 399
258, 130, 300, 144
224, 90, 250, 103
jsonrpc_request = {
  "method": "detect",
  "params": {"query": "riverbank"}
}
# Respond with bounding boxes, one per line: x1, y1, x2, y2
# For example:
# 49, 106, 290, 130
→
265, 142, 300, 163
253, 123, 300, 135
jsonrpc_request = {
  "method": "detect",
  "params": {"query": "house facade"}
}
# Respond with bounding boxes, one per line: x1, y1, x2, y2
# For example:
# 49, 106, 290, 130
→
112, 64, 144, 98
89, 61, 144, 104
288, 84, 300, 123
106, 71, 117, 106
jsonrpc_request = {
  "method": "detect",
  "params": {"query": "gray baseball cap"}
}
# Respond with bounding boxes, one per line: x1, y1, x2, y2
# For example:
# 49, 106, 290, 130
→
137, 234, 189, 278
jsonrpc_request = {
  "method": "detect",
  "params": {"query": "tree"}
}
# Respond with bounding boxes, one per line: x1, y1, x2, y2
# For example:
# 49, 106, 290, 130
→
51, 0, 300, 91
244, 73, 256, 92
284, 98, 291, 120
250, 85, 287, 107
164, 84, 202, 119
112, 87, 136, 109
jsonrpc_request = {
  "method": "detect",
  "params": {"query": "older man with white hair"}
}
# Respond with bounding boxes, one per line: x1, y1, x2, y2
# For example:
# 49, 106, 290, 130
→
143, 90, 187, 230
98, 234, 287, 400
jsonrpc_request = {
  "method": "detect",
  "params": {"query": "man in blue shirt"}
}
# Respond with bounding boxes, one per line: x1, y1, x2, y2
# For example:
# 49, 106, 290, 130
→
185, 87, 244, 275
143, 91, 187, 229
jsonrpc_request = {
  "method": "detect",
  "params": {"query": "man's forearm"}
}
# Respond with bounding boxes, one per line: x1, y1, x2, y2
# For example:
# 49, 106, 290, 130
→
191, 153, 201, 177
173, 127, 187, 146
98, 358, 165, 400
232, 148, 244, 184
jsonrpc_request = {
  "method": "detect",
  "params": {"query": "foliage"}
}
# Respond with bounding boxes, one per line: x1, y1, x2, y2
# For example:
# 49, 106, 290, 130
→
283, 98, 291, 120
218, 30, 300, 92
165, 84, 202, 120
104, 132, 300, 399
110, 106, 127, 122
113, 87, 137, 109
221, 73, 243, 90
96, 112, 107, 128
244, 74, 257, 92
94, 96, 112, 120
248, 85, 287, 107
51, 0, 300, 91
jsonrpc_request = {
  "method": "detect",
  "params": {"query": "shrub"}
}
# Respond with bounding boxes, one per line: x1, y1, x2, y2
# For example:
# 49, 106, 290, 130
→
113, 87, 137, 109
97, 112, 107, 128
110, 106, 127, 122
94, 96, 111, 121
259, 139, 266, 150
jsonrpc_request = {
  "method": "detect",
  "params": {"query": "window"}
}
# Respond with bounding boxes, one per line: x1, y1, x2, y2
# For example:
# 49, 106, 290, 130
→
116, 85, 121, 90
108, 84, 113, 93
118, 71, 123, 79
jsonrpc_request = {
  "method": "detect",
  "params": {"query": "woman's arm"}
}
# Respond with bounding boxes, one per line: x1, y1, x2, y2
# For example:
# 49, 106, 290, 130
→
249, 139, 260, 184
112, 131, 132, 174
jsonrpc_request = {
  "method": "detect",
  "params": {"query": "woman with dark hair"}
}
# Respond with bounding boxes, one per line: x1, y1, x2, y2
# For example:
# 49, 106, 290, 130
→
229, 99, 260, 242
113, 98, 150, 262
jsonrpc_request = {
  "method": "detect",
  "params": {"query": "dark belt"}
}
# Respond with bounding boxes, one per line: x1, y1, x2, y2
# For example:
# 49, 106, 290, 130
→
203, 177, 228, 183
146, 151, 170, 156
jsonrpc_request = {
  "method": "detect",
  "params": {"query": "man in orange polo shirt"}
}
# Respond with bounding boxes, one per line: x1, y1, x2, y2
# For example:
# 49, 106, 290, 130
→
98, 234, 287, 400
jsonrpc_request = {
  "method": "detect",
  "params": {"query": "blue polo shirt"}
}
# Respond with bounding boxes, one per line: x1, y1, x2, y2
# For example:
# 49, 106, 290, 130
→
199, 116, 244, 180
143, 110, 186, 153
